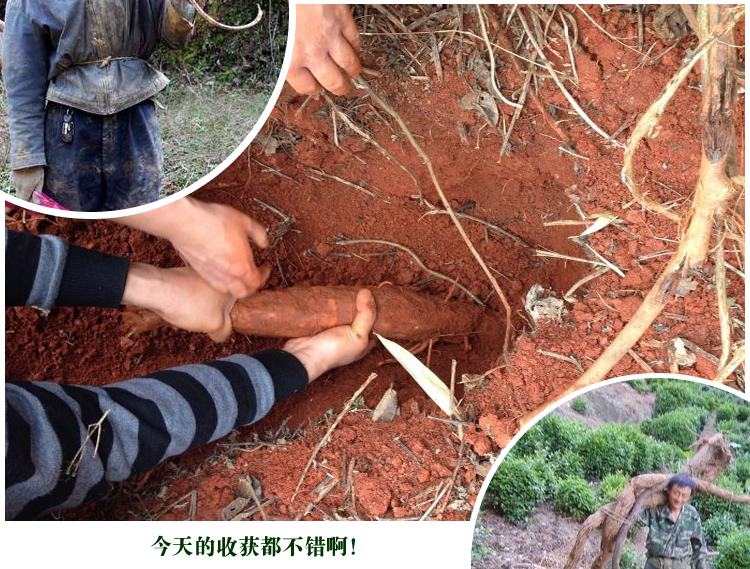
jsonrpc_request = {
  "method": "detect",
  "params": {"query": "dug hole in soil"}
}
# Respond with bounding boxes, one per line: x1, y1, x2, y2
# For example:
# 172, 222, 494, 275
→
5, 5, 745, 521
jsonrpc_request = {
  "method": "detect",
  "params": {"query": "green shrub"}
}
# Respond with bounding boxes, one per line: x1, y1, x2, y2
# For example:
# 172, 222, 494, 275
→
619, 544, 644, 569
485, 456, 549, 525
703, 513, 740, 546
538, 415, 588, 454
615, 424, 662, 474
597, 471, 629, 506
571, 398, 588, 415
579, 424, 636, 479
726, 458, 750, 491
652, 382, 701, 416
717, 403, 739, 423
645, 439, 684, 472
736, 405, 750, 423
640, 407, 707, 450
715, 528, 750, 569
628, 378, 652, 393
555, 477, 597, 520
551, 449, 586, 481
513, 415, 587, 457
511, 423, 547, 458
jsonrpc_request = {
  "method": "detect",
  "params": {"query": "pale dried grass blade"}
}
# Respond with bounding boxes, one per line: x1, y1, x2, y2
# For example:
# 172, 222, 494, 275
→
376, 334, 457, 416
577, 213, 620, 237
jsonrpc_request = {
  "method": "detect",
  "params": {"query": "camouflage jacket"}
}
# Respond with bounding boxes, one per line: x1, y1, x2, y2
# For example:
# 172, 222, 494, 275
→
3, 0, 195, 169
639, 503, 711, 569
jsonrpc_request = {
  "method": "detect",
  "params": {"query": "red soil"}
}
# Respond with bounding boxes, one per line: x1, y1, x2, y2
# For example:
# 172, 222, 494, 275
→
5, 5, 744, 521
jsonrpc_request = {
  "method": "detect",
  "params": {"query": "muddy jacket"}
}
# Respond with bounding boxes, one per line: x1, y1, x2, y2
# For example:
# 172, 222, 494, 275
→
3, 0, 195, 170
639, 503, 711, 569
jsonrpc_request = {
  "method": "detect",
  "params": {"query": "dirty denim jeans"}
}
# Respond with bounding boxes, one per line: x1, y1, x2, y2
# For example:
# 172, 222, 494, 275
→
43, 100, 163, 212
645, 558, 692, 569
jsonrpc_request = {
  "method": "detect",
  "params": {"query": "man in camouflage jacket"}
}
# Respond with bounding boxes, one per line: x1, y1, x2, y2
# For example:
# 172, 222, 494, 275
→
3, 0, 197, 211
639, 474, 711, 569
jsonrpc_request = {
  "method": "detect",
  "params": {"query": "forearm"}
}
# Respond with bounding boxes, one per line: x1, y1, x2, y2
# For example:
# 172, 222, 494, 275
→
115, 195, 198, 241
5, 350, 308, 520
5, 230, 129, 309
3, 0, 50, 169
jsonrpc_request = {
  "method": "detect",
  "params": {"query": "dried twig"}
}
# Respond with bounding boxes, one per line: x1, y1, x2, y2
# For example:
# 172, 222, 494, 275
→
537, 349, 585, 373
476, 5, 522, 109
155, 490, 198, 521
292, 373, 377, 501
352, 76, 512, 356
66, 410, 111, 477
419, 480, 450, 521
187, 0, 263, 31
306, 167, 377, 198
716, 341, 745, 385
714, 237, 732, 373
423, 203, 531, 248
335, 238, 485, 306
517, 9, 621, 147
563, 266, 610, 302
621, 9, 744, 221
320, 92, 420, 192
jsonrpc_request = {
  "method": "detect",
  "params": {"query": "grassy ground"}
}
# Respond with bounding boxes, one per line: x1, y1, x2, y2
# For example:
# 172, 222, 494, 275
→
156, 79, 271, 197
0, 81, 11, 196
0, 79, 271, 201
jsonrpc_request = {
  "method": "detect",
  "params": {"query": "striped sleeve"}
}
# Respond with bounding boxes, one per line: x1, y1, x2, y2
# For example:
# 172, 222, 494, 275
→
5, 229, 130, 309
5, 349, 308, 520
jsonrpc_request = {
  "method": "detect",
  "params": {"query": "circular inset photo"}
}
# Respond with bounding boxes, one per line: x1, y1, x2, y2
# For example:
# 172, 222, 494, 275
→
471, 376, 750, 569
1, 0, 289, 214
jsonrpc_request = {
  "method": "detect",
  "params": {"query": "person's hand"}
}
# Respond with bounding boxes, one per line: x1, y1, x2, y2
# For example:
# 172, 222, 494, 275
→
118, 197, 271, 298
287, 4, 361, 96
122, 263, 235, 342
283, 289, 377, 382
10, 166, 44, 202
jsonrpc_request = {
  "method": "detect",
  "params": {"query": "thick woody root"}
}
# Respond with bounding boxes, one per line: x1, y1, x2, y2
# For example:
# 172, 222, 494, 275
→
521, 8, 743, 427
565, 433, 749, 569
125, 285, 487, 341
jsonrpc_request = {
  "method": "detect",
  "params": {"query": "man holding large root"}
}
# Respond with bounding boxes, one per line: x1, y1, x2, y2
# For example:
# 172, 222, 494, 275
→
638, 474, 711, 569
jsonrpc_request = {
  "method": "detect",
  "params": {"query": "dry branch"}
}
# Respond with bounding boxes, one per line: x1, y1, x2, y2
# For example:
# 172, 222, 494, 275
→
292, 373, 377, 502
536, 6, 745, 404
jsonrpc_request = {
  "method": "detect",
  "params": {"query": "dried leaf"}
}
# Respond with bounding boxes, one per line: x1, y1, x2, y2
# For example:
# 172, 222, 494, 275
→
376, 334, 456, 416
372, 387, 399, 422
676, 278, 699, 298
525, 284, 567, 324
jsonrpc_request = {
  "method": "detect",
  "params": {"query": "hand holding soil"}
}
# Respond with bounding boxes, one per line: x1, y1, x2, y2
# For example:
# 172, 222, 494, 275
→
287, 4, 361, 96
283, 289, 377, 382
118, 196, 271, 298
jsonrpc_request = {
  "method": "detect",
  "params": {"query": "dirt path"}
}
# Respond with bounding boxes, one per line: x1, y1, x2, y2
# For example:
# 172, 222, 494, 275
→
5, 5, 744, 521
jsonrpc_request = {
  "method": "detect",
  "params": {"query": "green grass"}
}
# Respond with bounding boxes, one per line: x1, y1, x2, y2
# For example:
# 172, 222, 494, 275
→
156, 79, 271, 196
1, 81, 12, 196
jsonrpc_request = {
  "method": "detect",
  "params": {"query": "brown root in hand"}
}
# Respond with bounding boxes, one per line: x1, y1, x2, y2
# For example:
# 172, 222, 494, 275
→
124, 285, 486, 342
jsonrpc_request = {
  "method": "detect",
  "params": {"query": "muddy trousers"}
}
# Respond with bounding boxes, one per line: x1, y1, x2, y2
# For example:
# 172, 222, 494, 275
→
645, 558, 693, 569
43, 100, 163, 212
